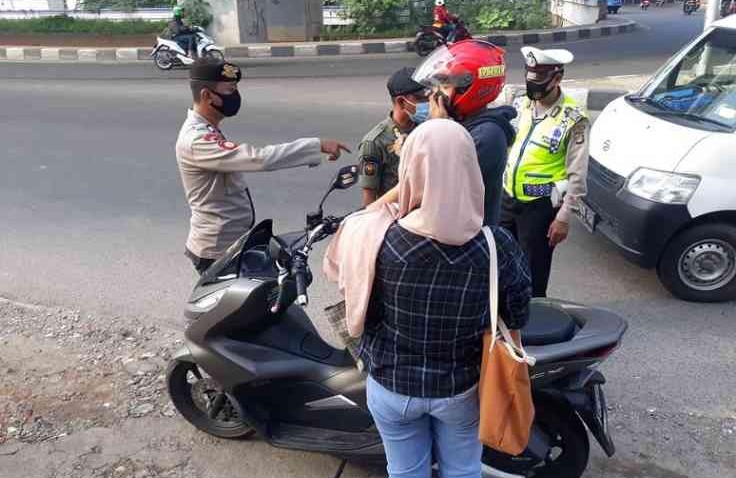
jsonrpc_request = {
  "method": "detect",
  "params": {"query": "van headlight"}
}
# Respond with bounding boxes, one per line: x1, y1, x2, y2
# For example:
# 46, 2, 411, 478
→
194, 289, 227, 310
626, 168, 700, 204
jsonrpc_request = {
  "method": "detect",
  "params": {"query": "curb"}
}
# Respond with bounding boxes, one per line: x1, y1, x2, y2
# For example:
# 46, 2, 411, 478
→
0, 19, 636, 63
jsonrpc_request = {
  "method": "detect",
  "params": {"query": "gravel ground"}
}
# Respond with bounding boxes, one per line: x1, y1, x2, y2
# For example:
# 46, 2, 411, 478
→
0, 297, 179, 447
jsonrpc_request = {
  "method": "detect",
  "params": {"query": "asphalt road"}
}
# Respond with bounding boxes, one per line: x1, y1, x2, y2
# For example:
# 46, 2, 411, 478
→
0, 6, 706, 82
0, 4, 734, 478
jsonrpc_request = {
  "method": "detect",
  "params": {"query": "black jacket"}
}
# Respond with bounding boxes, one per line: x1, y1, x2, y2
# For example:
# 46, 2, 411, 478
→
463, 106, 517, 226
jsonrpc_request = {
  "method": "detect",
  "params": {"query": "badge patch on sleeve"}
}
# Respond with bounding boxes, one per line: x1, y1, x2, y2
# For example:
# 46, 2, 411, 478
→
218, 140, 238, 150
574, 129, 586, 145
362, 160, 378, 177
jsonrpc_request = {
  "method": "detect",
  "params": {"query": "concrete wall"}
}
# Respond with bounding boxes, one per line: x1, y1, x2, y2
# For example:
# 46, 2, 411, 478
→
212, 0, 323, 45
550, 0, 604, 26
210, 0, 241, 46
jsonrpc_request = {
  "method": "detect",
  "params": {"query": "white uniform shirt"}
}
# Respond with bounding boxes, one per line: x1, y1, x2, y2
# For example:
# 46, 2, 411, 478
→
176, 110, 322, 259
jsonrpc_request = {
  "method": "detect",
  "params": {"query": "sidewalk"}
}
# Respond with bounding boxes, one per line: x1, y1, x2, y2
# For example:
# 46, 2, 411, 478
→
0, 17, 636, 62
501, 74, 648, 112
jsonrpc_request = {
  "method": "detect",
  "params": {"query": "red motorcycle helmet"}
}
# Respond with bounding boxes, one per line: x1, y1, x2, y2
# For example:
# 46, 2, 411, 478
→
413, 39, 506, 119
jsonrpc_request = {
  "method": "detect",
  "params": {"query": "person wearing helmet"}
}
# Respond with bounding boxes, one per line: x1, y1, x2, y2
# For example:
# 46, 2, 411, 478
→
500, 47, 590, 297
433, 0, 459, 42
410, 39, 518, 226
170, 6, 196, 58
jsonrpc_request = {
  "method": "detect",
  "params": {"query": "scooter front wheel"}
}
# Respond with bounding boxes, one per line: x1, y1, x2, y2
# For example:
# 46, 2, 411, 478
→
166, 360, 256, 439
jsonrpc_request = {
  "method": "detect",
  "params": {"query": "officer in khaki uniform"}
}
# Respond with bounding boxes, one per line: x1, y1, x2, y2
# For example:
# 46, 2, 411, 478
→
358, 67, 429, 206
501, 47, 590, 297
176, 59, 349, 274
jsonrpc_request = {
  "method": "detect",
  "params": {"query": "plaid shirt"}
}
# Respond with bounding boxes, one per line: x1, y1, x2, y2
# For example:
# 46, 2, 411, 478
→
359, 223, 531, 398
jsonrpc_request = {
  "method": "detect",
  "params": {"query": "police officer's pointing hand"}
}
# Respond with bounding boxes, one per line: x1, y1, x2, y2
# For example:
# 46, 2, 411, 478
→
321, 140, 352, 161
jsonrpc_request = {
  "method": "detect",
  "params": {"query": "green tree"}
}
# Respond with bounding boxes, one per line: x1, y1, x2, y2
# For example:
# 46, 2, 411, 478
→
342, 0, 405, 33
178, 0, 213, 28
79, 0, 176, 11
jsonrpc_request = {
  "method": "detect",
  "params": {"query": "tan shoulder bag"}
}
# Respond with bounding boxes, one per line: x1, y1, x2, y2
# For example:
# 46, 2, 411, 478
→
478, 227, 536, 456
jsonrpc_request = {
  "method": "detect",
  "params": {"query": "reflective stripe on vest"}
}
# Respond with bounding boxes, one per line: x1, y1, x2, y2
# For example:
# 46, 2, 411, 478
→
504, 95, 587, 202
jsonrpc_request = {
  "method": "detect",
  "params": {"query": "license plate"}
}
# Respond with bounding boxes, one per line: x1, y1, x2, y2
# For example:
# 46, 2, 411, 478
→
577, 200, 598, 233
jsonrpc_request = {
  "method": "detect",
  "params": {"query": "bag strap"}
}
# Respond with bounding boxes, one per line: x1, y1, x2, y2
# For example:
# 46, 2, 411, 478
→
481, 227, 536, 367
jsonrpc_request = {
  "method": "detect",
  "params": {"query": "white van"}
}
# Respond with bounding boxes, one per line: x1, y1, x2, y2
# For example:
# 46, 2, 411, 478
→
583, 15, 736, 302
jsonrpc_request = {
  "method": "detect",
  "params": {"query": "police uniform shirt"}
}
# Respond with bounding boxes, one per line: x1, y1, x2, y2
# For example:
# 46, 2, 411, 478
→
518, 93, 590, 223
357, 114, 406, 197
176, 110, 323, 259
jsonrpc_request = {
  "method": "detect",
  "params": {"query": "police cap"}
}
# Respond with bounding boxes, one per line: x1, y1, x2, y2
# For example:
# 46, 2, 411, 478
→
189, 58, 242, 83
387, 67, 427, 98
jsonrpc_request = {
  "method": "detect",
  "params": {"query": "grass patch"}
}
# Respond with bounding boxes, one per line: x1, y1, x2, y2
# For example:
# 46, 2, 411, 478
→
0, 16, 166, 35
320, 25, 416, 41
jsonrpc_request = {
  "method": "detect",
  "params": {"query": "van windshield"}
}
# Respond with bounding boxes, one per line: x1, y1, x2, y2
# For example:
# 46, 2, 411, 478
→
635, 28, 736, 132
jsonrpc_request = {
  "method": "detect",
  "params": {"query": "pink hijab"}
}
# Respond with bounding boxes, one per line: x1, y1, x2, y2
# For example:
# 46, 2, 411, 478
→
323, 119, 485, 337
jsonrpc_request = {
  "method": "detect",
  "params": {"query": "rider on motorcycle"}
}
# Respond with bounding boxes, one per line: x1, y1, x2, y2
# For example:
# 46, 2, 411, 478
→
170, 6, 196, 58
433, 0, 459, 43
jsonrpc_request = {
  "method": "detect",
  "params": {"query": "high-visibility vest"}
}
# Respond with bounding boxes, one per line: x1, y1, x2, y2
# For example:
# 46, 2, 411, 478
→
504, 94, 587, 202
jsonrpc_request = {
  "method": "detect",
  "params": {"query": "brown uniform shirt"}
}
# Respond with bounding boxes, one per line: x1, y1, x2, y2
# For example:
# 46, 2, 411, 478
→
176, 110, 323, 259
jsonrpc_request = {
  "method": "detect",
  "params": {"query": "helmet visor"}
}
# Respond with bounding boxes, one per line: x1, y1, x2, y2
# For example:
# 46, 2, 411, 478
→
412, 46, 475, 90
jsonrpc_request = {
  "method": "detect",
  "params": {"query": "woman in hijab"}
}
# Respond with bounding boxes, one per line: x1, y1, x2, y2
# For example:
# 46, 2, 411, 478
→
324, 119, 531, 478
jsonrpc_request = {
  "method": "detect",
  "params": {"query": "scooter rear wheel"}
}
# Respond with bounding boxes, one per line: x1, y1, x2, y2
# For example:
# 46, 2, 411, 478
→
414, 33, 440, 57
481, 402, 589, 478
166, 360, 256, 439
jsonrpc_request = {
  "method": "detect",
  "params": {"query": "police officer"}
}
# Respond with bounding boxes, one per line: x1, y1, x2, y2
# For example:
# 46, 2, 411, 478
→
500, 47, 590, 297
176, 59, 349, 274
357, 67, 429, 206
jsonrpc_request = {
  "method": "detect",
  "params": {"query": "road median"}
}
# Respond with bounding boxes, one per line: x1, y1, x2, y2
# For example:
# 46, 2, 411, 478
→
0, 17, 636, 63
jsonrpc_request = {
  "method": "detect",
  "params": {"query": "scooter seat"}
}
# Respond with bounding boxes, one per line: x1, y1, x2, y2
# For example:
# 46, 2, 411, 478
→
521, 302, 576, 346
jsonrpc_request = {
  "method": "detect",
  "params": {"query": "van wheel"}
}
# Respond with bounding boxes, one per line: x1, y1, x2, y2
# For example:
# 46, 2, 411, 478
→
657, 223, 736, 302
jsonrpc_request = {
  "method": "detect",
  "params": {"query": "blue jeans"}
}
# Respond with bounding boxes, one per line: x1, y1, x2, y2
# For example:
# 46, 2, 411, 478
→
367, 376, 482, 478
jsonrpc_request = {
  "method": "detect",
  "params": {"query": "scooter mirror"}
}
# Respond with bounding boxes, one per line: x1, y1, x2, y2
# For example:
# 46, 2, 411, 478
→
331, 165, 359, 191
316, 165, 359, 216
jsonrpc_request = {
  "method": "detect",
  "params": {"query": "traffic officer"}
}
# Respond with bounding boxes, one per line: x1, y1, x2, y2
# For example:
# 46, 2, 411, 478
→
500, 47, 590, 297
357, 67, 429, 206
176, 58, 349, 274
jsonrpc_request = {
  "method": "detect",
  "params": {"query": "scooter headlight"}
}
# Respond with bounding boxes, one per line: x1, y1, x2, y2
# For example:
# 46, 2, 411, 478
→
626, 168, 700, 204
194, 289, 227, 310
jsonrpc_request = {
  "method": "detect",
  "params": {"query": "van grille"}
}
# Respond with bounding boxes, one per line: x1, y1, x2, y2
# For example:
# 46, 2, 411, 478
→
588, 157, 626, 192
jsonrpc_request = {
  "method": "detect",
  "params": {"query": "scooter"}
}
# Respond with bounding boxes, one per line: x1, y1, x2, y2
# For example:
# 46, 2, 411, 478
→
641, 0, 650, 10
413, 19, 471, 57
166, 165, 629, 478
683, 0, 700, 15
151, 26, 224, 70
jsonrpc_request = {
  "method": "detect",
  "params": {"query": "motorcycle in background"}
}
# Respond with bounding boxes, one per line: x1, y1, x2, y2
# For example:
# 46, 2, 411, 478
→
414, 19, 472, 57
641, 0, 651, 10
683, 0, 700, 15
151, 26, 224, 71
722, 0, 736, 17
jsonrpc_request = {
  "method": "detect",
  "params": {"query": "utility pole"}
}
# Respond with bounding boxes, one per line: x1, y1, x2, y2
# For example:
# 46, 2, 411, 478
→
704, 0, 720, 29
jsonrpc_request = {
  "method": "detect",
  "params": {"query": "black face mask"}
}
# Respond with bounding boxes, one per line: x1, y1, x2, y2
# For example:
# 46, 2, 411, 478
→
526, 78, 556, 101
210, 90, 242, 117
